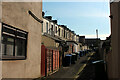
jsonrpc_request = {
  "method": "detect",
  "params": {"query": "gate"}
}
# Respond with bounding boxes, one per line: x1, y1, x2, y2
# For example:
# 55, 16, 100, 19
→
41, 45, 46, 77
46, 48, 60, 76
46, 49, 53, 75
53, 50, 59, 71
41, 45, 60, 76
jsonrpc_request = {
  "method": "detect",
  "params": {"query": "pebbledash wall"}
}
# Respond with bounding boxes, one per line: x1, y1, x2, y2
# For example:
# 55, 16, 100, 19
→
1, 2, 42, 78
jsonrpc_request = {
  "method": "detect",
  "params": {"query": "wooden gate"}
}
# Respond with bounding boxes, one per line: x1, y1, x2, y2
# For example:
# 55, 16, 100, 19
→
53, 50, 59, 71
46, 48, 59, 76
41, 46, 60, 76
46, 49, 53, 75
41, 45, 46, 77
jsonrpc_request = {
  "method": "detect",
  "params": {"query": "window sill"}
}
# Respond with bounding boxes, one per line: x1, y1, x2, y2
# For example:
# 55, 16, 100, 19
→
0, 55, 26, 60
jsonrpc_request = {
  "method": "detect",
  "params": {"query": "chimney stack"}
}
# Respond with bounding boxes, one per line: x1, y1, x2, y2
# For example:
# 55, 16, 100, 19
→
42, 12, 45, 17
52, 20, 57, 24
45, 16, 52, 20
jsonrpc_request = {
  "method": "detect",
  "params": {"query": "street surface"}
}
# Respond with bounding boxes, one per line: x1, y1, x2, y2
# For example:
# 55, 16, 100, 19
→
45, 52, 95, 80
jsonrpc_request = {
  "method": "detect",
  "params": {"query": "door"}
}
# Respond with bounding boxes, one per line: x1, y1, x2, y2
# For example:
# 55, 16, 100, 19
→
41, 45, 46, 77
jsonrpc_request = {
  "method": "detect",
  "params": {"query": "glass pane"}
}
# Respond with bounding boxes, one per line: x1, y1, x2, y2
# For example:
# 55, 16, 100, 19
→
15, 38, 26, 56
1, 44, 5, 55
6, 44, 14, 56
2, 35, 14, 56
51, 25, 53, 31
56, 27, 57, 33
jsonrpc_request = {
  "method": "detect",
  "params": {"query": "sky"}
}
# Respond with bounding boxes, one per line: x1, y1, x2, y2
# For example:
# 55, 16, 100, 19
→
43, 0, 111, 40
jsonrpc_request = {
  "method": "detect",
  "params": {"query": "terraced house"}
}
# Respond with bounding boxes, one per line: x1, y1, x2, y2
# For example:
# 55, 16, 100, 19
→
75, 35, 82, 52
41, 13, 62, 77
0, 2, 90, 79
66, 30, 77, 54
41, 11, 86, 77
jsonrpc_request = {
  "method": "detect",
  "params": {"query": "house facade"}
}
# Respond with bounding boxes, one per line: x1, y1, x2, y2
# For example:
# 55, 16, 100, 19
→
75, 35, 82, 52
41, 15, 61, 76
1, 2, 42, 78
0, 2, 90, 79
58, 25, 66, 41
66, 30, 78, 54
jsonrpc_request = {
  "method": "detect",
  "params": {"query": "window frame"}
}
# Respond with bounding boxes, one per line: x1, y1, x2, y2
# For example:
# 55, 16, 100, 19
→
66, 31, 67, 39
42, 23, 43, 32
58, 28, 60, 36
64, 29, 65, 38
46, 22, 48, 33
55, 26, 57, 33
51, 25, 53, 32
1, 23, 28, 60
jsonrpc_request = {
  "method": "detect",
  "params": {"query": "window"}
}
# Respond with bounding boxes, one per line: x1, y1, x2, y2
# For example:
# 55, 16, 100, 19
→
66, 32, 67, 39
68, 32, 70, 39
1, 23, 28, 60
72, 35, 74, 40
62, 30, 64, 37
2, 35, 14, 56
46, 22, 48, 33
51, 25, 53, 31
51, 25, 54, 36
56, 26, 57, 33
58, 28, 60, 36
42, 23, 43, 32
70, 33, 71, 38
64, 30, 65, 38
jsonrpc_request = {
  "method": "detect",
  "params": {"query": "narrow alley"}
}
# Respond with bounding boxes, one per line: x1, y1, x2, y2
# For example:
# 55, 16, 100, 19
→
35, 52, 98, 80
0, 0, 117, 80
